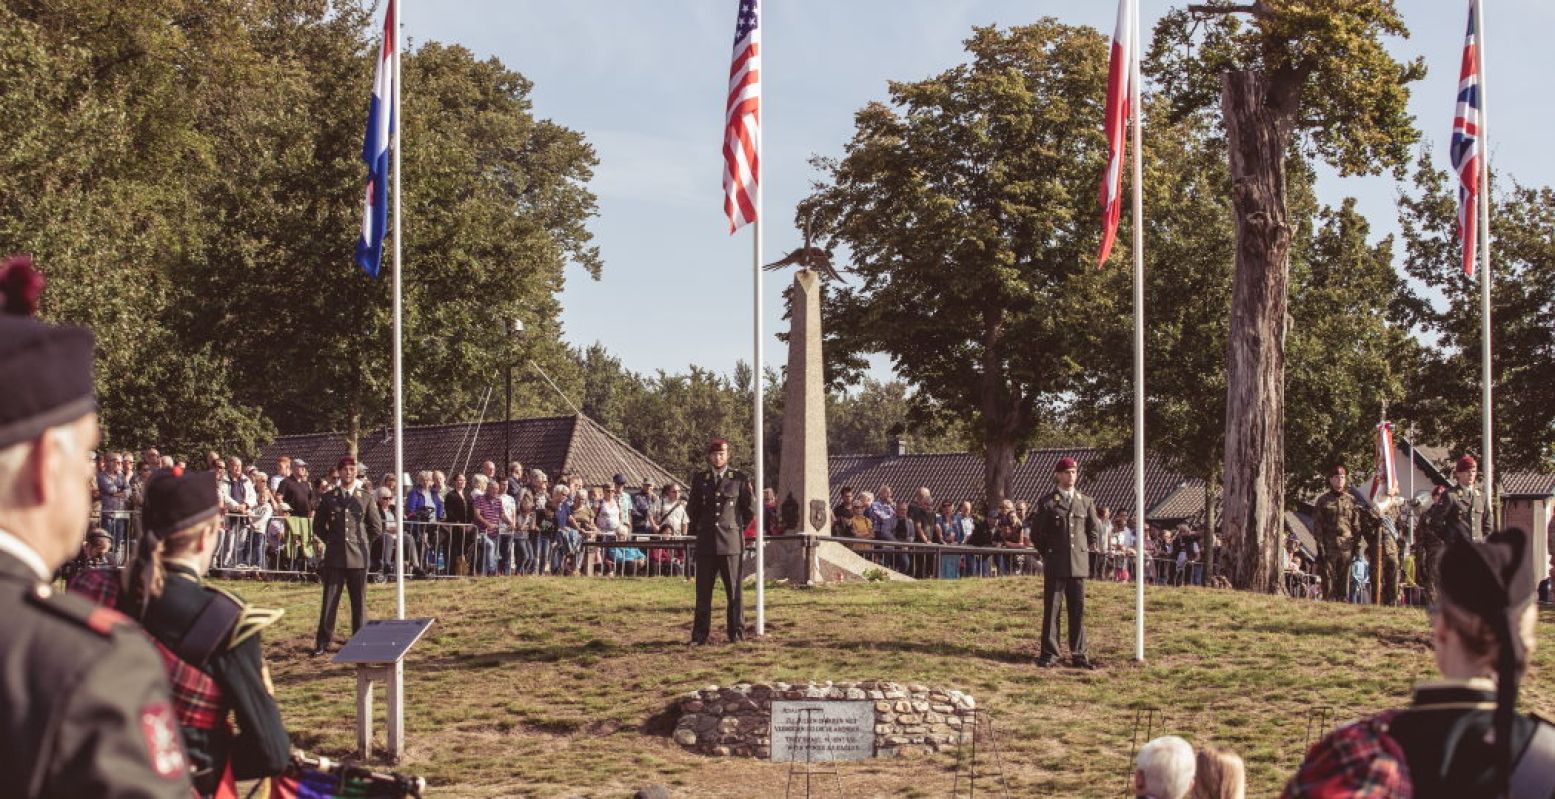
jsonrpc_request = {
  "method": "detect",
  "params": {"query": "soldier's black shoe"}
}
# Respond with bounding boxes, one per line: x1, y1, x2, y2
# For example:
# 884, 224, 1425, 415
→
688, 638, 708, 647
1036, 656, 1060, 668
311, 648, 328, 657
1071, 656, 1100, 670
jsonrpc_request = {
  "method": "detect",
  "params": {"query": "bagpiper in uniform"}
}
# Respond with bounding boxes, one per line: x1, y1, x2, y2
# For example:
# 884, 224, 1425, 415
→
71, 468, 291, 797
687, 437, 754, 645
1312, 465, 1362, 602
312, 456, 382, 655
1032, 456, 1103, 669
0, 271, 194, 799
1284, 527, 1555, 798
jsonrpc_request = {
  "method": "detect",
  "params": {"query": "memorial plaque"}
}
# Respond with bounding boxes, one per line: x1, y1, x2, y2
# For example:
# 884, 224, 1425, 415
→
333, 618, 436, 665
770, 700, 874, 762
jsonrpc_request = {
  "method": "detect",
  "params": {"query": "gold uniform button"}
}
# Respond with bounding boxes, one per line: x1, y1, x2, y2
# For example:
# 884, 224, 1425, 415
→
34, 584, 52, 599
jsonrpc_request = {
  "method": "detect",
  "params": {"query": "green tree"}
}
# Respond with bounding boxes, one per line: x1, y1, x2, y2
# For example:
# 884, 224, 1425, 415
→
803, 22, 1116, 505
1396, 157, 1555, 473
1148, 0, 1423, 591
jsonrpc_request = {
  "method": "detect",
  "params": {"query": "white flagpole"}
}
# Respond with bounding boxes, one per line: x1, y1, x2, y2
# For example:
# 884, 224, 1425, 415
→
753, 103, 765, 639
1129, 0, 1147, 663
1474, 0, 1494, 521
391, 0, 406, 621
389, 0, 406, 760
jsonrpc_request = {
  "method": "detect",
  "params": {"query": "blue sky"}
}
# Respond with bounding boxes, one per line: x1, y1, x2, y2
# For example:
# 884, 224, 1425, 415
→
406, 1, 1554, 381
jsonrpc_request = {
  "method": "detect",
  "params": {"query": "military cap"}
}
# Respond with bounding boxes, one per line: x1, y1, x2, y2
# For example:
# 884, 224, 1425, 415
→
142, 469, 222, 539
1455, 454, 1477, 473
0, 311, 95, 449
1055, 456, 1078, 472
337, 456, 356, 470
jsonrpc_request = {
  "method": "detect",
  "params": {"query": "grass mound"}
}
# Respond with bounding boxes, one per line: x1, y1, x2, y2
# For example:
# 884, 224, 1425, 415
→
233, 575, 1555, 798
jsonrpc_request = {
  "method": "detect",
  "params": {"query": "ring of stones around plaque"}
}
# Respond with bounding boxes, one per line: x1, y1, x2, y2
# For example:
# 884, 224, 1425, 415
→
671, 680, 976, 759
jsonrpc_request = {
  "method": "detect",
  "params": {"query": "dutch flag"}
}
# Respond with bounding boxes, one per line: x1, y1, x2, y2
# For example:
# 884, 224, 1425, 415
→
355, 0, 396, 278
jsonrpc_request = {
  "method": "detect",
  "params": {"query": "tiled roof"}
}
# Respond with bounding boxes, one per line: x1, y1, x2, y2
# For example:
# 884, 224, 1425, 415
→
256, 414, 683, 488
1285, 510, 1317, 559
1147, 483, 1210, 524
827, 448, 1193, 515
1501, 472, 1555, 497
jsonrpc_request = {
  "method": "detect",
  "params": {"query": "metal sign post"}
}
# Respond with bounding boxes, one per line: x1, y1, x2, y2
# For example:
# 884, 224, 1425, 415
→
334, 618, 435, 761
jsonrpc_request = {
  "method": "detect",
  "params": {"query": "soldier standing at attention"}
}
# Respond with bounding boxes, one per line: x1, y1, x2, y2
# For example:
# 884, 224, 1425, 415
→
1313, 465, 1361, 602
312, 456, 382, 655
70, 469, 291, 797
687, 438, 753, 645
0, 276, 193, 798
1033, 456, 1102, 669
1428, 455, 1494, 547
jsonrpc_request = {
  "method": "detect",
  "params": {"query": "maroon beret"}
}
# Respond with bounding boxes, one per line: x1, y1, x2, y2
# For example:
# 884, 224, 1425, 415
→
1455, 454, 1477, 473
1055, 456, 1078, 472
337, 456, 357, 470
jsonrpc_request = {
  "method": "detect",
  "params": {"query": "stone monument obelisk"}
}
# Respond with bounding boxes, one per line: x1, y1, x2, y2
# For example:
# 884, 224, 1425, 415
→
766, 268, 911, 584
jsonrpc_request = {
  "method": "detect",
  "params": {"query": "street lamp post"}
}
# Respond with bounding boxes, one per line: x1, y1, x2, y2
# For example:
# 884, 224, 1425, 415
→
503, 318, 525, 470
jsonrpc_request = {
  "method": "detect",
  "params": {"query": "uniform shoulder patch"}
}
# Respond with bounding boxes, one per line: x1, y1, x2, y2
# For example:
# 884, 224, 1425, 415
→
229, 603, 285, 649
138, 701, 188, 779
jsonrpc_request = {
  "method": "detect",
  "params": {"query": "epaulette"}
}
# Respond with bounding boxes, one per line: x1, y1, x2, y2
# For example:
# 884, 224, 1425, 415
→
215, 583, 284, 649
24, 582, 134, 638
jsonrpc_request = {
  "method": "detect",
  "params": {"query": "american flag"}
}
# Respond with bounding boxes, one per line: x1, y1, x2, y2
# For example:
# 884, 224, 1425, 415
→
723, 0, 761, 233
1450, 1, 1481, 277
1097, 0, 1134, 266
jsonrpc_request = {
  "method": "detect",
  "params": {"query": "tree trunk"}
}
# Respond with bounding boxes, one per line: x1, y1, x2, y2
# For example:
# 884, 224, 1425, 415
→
348, 407, 361, 460
985, 437, 1016, 512
1220, 70, 1294, 593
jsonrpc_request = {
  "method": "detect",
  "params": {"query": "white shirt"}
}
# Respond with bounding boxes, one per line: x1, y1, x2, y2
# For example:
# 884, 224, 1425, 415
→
0, 528, 51, 582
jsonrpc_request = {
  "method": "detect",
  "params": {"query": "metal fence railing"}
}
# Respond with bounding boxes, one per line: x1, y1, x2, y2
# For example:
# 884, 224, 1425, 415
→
67, 510, 1423, 605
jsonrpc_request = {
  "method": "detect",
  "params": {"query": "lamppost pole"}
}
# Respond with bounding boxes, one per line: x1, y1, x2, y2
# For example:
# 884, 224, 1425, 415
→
503, 318, 524, 471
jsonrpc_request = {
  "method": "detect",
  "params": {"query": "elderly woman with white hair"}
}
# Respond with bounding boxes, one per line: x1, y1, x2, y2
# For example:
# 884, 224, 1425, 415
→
1135, 735, 1195, 799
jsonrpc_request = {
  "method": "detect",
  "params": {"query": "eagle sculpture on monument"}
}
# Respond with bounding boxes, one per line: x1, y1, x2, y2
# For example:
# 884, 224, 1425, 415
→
762, 214, 846, 283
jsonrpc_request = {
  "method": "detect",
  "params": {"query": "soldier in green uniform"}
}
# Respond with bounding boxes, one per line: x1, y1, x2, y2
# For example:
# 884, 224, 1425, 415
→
687, 437, 753, 645
312, 456, 382, 655
1357, 490, 1403, 606
1419, 455, 1494, 607
0, 296, 194, 797
1312, 465, 1361, 602
1032, 456, 1103, 669
71, 468, 291, 797
1285, 527, 1555, 797
1428, 454, 1494, 547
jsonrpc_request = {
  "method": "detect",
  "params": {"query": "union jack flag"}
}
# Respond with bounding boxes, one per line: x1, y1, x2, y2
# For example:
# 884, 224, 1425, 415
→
1450, 1, 1481, 277
723, 0, 760, 233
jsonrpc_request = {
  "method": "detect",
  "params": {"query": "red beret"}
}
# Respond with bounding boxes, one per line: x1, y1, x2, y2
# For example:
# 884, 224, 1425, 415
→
337, 456, 357, 470
1055, 456, 1078, 472
1455, 455, 1477, 473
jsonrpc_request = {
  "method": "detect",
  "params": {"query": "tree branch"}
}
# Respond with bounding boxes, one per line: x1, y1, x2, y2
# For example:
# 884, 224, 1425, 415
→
1187, 3, 1265, 16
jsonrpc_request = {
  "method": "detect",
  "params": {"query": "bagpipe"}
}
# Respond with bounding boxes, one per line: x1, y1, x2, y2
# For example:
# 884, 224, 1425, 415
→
251, 752, 426, 798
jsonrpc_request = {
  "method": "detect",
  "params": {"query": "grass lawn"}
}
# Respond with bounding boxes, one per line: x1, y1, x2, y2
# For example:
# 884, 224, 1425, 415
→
231, 574, 1555, 798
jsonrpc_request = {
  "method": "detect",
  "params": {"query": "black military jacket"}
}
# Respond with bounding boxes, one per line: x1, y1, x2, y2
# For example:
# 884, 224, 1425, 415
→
1031, 489, 1102, 579
0, 548, 193, 798
315, 481, 382, 569
1388, 680, 1555, 799
141, 564, 290, 794
687, 467, 754, 556
1426, 482, 1493, 546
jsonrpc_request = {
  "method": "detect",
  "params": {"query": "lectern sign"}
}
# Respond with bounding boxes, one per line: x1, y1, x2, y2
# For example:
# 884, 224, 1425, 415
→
334, 618, 435, 664
770, 700, 874, 762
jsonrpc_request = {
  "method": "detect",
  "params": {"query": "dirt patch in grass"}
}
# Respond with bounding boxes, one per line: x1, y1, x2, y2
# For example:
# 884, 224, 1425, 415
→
231, 577, 1555, 798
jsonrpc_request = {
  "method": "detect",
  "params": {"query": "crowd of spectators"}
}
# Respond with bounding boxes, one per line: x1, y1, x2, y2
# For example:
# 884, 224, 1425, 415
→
77, 449, 699, 581
827, 482, 1221, 586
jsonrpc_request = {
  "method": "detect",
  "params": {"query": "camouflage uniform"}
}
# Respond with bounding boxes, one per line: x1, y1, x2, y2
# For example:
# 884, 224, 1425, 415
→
1362, 501, 1402, 606
1313, 489, 1361, 601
